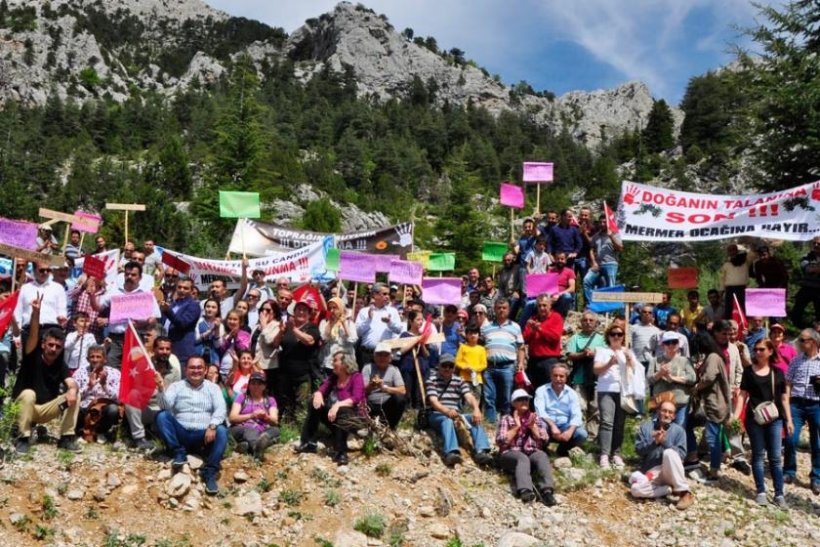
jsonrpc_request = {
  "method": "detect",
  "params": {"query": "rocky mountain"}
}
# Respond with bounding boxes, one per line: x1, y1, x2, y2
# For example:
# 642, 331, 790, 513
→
0, 0, 680, 148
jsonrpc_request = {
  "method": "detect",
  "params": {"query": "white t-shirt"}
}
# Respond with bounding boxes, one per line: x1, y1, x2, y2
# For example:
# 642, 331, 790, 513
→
594, 346, 639, 393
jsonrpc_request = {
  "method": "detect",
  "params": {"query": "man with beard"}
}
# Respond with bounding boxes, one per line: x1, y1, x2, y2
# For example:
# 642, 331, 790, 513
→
160, 278, 201, 367
537, 210, 559, 240
496, 252, 522, 320
547, 210, 582, 268
124, 336, 181, 451
548, 252, 576, 317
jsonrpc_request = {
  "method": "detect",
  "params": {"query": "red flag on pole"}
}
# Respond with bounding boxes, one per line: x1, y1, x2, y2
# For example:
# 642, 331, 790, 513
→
0, 290, 19, 338
731, 293, 748, 338
603, 202, 619, 234
119, 320, 156, 410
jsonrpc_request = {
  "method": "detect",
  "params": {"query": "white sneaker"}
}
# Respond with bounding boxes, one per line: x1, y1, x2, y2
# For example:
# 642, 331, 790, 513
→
599, 454, 611, 469
612, 455, 625, 468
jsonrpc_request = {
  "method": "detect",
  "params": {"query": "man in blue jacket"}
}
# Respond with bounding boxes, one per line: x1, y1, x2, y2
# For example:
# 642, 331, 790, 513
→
160, 278, 201, 368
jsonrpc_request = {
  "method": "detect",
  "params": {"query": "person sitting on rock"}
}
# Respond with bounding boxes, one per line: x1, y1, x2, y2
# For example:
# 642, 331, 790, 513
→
155, 356, 228, 496
362, 342, 407, 429
496, 388, 557, 506
533, 361, 588, 456
72, 345, 122, 443
630, 394, 694, 510
425, 354, 494, 467
228, 371, 279, 459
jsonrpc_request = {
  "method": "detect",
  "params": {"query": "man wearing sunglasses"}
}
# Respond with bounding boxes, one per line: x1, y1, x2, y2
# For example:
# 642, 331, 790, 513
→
13, 261, 68, 350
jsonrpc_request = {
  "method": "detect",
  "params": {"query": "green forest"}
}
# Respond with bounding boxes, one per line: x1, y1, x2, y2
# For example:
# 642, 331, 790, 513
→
0, 0, 817, 287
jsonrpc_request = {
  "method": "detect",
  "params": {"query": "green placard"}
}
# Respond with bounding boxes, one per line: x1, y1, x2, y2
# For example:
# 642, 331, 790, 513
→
325, 248, 340, 271
219, 191, 261, 218
482, 241, 508, 263
427, 252, 455, 272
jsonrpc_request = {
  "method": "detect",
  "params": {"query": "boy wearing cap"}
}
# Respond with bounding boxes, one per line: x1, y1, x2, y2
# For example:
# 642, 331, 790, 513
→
426, 354, 493, 467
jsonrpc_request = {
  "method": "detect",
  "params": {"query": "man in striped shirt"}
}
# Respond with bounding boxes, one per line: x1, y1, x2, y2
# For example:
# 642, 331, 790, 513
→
156, 356, 228, 495
480, 299, 525, 423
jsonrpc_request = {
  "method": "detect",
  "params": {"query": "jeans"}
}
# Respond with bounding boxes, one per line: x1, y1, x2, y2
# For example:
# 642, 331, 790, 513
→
517, 300, 537, 330
483, 364, 514, 423
582, 263, 619, 306
704, 421, 725, 472
574, 257, 589, 282
553, 423, 589, 454
746, 417, 784, 496
673, 404, 688, 428
155, 411, 228, 479
428, 410, 490, 455
598, 392, 625, 457
784, 398, 820, 485
553, 293, 575, 317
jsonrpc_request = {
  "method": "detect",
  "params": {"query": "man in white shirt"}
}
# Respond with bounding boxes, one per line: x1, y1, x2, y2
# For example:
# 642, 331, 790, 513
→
355, 283, 403, 366
13, 261, 68, 348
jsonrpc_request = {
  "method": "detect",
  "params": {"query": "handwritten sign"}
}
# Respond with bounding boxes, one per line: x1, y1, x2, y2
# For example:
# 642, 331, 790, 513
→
427, 253, 456, 272
500, 182, 524, 209
71, 211, 102, 234
667, 267, 699, 289
745, 288, 786, 317
373, 254, 399, 273
592, 291, 665, 303
421, 277, 462, 305
82, 254, 107, 280
522, 162, 554, 183
482, 241, 509, 263
388, 259, 423, 286
161, 251, 191, 275
0, 218, 38, 250
406, 250, 431, 269
338, 251, 377, 283
526, 272, 560, 296
110, 292, 157, 324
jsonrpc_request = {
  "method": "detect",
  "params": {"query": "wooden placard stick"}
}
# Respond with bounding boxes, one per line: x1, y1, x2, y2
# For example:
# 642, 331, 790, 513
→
105, 203, 146, 246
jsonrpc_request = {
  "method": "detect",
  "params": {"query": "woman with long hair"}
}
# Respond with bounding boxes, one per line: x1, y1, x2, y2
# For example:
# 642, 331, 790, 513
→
593, 323, 641, 469
227, 349, 261, 401
254, 300, 283, 402
229, 371, 279, 459
734, 338, 790, 506
218, 309, 251, 380
195, 298, 223, 365
318, 297, 358, 373
398, 310, 439, 409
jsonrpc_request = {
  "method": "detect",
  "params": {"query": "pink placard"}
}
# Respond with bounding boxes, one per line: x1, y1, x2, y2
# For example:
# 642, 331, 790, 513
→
421, 277, 462, 305
110, 292, 156, 324
0, 217, 38, 250
338, 251, 377, 283
526, 272, 560, 296
745, 289, 786, 317
388, 259, 423, 286
522, 162, 554, 183
373, 254, 399, 273
72, 211, 102, 234
500, 182, 525, 209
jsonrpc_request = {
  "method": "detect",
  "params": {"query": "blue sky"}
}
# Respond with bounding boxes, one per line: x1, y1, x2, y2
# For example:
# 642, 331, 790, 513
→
207, 0, 782, 105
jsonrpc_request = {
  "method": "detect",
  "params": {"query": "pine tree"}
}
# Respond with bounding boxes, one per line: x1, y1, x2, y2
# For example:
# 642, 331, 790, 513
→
642, 99, 675, 153
300, 198, 341, 233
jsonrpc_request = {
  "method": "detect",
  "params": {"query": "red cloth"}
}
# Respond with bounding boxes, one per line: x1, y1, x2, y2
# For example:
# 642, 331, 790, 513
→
119, 322, 156, 410
292, 284, 326, 324
731, 293, 748, 339
0, 290, 19, 338
604, 202, 619, 234
522, 310, 563, 358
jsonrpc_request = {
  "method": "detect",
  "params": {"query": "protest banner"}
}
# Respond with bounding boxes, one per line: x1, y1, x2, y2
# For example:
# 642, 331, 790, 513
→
160, 251, 191, 275
373, 254, 399, 273
0, 242, 65, 267
667, 267, 699, 289
38, 208, 98, 231
325, 248, 340, 271
427, 253, 455, 272
482, 242, 508, 263
388, 259, 423, 286
160, 238, 330, 290
105, 203, 146, 245
526, 272, 560, 296
500, 182, 525, 209
523, 162, 554, 214
228, 218, 415, 258
82, 254, 107, 280
406, 250, 431, 268
110, 292, 157, 323
617, 180, 820, 242
71, 211, 102, 234
421, 277, 461, 305
0, 218, 38, 251
73, 249, 119, 288
587, 285, 625, 314
745, 288, 787, 317
338, 251, 378, 283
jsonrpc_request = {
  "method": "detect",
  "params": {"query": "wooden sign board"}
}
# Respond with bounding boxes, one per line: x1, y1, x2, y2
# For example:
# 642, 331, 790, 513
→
105, 203, 146, 211
592, 291, 665, 304
38, 208, 97, 230
0, 242, 66, 267
381, 332, 446, 350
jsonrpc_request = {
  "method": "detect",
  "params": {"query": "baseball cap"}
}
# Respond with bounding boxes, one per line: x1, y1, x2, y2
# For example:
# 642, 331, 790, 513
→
374, 342, 392, 354
511, 389, 532, 401
661, 332, 679, 344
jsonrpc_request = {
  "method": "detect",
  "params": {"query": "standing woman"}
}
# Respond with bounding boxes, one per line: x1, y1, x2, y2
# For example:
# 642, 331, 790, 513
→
196, 298, 223, 365
218, 309, 251, 380
647, 332, 696, 426
319, 297, 358, 373
769, 323, 796, 374
733, 338, 790, 507
254, 301, 283, 403
398, 310, 439, 409
593, 324, 640, 469
278, 300, 321, 420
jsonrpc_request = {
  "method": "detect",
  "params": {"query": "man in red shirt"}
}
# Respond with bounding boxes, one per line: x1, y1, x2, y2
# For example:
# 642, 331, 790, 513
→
523, 295, 564, 390
549, 252, 576, 317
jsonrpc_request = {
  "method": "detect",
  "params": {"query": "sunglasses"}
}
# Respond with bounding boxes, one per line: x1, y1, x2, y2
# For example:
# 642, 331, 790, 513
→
609, 332, 624, 337
798, 338, 813, 343
662, 340, 679, 345
37, 268, 50, 273
754, 347, 768, 352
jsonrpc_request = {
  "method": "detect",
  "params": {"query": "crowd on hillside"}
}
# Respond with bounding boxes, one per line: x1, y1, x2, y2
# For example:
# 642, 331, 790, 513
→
1, 209, 819, 507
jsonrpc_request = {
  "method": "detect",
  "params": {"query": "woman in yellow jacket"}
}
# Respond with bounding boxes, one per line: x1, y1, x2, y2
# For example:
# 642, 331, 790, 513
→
455, 324, 488, 403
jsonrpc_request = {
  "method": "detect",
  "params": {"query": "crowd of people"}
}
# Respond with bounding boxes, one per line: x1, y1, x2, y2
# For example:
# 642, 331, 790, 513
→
1, 213, 819, 507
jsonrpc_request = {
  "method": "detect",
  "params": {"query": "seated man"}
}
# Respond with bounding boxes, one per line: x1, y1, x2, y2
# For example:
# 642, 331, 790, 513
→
630, 396, 694, 510
73, 345, 122, 442
425, 354, 493, 467
362, 342, 407, 429
12, 296, 80, 453
155, 356, 228, 495
125, 335, 181, 451
533, 362, 588, 455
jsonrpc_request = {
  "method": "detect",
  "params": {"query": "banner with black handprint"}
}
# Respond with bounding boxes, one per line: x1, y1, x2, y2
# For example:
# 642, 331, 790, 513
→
617, 180, 820, 242
229, 219, 414, 257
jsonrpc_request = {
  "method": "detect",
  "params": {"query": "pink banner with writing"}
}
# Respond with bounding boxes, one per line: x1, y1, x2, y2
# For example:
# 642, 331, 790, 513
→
745, 288, 786, 317
338, 251, 378, 283
388, 259, 423, 286
522, 162, 554, 183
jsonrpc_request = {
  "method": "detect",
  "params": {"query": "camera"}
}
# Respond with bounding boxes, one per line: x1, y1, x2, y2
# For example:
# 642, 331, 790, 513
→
811, 375, 820, 391
654, 422, 671, 431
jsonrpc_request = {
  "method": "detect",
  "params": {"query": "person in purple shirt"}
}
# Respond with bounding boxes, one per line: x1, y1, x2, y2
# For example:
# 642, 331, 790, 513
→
160, 278, 202, 367
296, 351, 364, 465
547, 209, 583, 267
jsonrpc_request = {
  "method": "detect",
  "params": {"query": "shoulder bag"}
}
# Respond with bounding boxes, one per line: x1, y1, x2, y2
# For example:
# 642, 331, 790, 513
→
752, 370, 780, 426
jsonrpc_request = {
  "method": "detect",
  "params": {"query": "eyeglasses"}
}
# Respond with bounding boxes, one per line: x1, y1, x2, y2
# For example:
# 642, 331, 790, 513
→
248, 294, 260, 299
798, 338, 814, 343
609, 332, 624, 337
662, 340, 679, 345
37, 268, 50, 273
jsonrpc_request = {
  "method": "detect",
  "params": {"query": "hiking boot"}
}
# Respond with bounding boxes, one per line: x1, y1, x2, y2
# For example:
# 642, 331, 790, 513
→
676, 491, 694, 510
133, 438, 154, 452
540, 489, 558, 507
171, 453, 187, 471
731, 460, 751, 476
295, 442, 317, 454
15, 437, 30, 454
755, 493, 769, 506
474, 451, 494, 467
203, 475, 219, 496
334, 452, 349, 466
518, 489, 536, 503
444, 451, 463, 467
774, 495, 787, 508
57, 436, 81, 453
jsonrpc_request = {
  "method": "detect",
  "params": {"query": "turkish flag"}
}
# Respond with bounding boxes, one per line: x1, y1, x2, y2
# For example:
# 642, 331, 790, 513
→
0, 290, 19, 338
731, 293, 748, 339
419, 313, 433, 345
604, 202, 619, 234
119, 321, 156, 410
